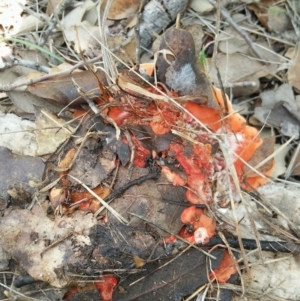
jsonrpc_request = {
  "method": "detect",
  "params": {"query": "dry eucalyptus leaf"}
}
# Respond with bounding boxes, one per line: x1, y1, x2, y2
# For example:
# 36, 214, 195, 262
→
240, 251, 300, 301
13, 14, 48, 35
288, 43, 300, 91
267, 6, 291, 33
258, 182, 300, 229
46, 0, 62, 15
27, 70, 107, 106
107, 35, 136, 64
254, 84, 300, 137
184, 23, 204, 55
101, 0, 141, 20
189, 0, 213, 13
243, 136, 275, 177
218, 27, 249, 55
64, 22, 101, 56
62, 0, 95, 28
35, 108, 76, 156
247, 0, 275, 29
0, 147, 44, 202
208, 53, 265, 96
0, 206, 97, 288
285, 47, 295, 59
9, 90, 65, 114
0, 112, 37, 156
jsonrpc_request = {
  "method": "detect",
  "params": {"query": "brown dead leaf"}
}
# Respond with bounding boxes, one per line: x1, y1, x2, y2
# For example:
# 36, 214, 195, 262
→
107, 35, 137, 64
112, 249, 228, 301
248, 0, 274, 29
209, 53, 267, 96
218, 27, 249, 55
64, 23, 101, 56
101, 0, 141, 20
110, 166, 184, 236
157, 27, 215, 107
243, 136, 275, 177
46, 0, 62, 15
267, 6, 292, 33
288, 43, 300, 92
0, 146, 44, 202
27, 70, 107, 106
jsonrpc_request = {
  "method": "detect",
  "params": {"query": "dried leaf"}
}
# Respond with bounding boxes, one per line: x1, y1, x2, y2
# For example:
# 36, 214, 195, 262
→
267, 6, 291, 33
62, 0, 95, 28
0, 147, 44, 202
189, 0, 213, 13
101, 0, 141, 20
27, 70, 107, 106
35, 108, 76, 155
288, 43, 300, 91
243, 136, 275, 177
112, 249, 226, 301
218, 27, 249, 55
157, 27, 215, 107
64, 23, 101, 56
0, 206, 97, 287
209, 53, 266, 96
13, 14, 48, 35
0, 112, 37, 156
248, 0, 274, 29
242, 251, 300, 300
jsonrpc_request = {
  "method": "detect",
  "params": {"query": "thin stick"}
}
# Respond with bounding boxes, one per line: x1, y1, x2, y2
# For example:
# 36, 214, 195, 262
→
207, 0, 265, 63
124, 130, 135, 179
68, 174, 128, 224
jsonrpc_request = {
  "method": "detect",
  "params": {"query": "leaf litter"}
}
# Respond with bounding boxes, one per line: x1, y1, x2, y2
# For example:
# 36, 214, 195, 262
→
1, 0, 300, 300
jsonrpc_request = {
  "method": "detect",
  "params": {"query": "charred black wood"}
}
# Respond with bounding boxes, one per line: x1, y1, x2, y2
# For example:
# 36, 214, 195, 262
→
200, 235, 300, 254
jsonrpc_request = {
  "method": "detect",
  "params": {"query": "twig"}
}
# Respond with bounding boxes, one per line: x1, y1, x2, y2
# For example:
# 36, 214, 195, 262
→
71, 78, 100, 114
68, 174, 128, 224
94, 170, 159, 216
0, 54, 103, 92
123, 130, 135, 179
203, 235, 300, 254
1, 55, 50, 73
130, 245, 192, 287
0, 281, 39, 301
41, 232, 73, 257
39, 0, 74, 46
207, 0, 266, 63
